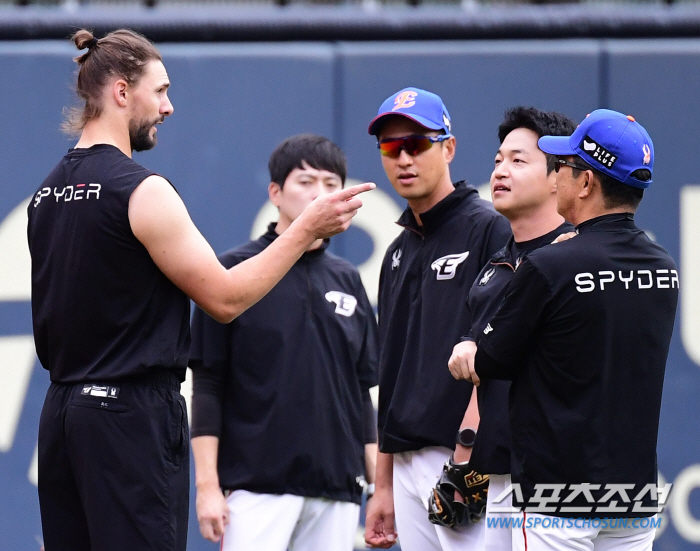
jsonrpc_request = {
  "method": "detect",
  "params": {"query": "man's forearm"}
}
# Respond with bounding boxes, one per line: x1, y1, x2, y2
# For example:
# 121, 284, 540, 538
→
375, 450, 394, 490
461, 385, 479, 430
454, 386, 479, 463
191, 435, 221, 491
365, 443, 378, 484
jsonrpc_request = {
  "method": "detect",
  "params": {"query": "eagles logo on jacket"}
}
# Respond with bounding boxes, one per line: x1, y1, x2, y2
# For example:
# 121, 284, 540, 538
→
376, 181, 511, 454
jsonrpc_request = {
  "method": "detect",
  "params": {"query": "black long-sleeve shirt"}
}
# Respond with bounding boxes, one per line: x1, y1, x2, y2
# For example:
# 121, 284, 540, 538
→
466, 222, 573, 475
190, 225, 378, 504
476, 213, 679, 517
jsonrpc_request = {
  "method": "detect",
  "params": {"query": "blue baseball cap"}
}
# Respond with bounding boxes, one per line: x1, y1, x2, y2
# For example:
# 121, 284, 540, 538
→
538, 109, 654, 189
368, 87, 452, 136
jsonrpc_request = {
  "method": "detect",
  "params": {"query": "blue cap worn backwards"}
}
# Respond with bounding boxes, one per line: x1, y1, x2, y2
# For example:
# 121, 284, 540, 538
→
368, 87, 452, 136
538, 109, 654, 189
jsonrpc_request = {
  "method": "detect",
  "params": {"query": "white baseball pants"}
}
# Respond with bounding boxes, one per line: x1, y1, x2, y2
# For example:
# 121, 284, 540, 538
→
483, 473, 514, 550
221, 489, 360, 551
392, 446, 485, 551
512, 511, 657, 551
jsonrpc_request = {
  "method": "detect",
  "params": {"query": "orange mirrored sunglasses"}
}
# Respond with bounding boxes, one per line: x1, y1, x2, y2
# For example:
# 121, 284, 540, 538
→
377, 134, 452, 158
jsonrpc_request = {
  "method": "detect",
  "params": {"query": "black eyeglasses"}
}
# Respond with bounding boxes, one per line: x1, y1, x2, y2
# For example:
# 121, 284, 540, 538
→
377, 134, 452, 158
554, 159, 590, 174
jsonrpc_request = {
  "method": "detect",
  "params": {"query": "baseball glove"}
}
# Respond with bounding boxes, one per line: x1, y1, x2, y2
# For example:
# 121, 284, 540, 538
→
427, 457, 489, 528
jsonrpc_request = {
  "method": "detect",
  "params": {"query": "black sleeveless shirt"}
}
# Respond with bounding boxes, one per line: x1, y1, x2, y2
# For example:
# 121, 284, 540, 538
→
28, 144, 190, 383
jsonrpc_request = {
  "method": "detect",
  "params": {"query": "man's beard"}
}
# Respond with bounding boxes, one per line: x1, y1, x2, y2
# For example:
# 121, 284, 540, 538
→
129, 116, 162, 152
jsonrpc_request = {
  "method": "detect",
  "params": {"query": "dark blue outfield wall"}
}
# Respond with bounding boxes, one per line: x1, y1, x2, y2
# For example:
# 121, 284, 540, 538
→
1, 39, 700, 550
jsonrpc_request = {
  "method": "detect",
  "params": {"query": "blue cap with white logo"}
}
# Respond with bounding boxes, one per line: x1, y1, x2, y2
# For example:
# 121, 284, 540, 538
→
538, 109, 654, 189
368, 87, 452, 136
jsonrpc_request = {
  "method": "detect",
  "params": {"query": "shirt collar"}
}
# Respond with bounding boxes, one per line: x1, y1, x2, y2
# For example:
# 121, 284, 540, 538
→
492, 222, 574, 265
396, 181, 479, 235
262, 222, 330, 255
575, 212, 636, 233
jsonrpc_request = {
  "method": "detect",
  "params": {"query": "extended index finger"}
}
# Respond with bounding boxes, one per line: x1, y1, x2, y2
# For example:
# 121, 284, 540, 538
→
336, 182, 376, 200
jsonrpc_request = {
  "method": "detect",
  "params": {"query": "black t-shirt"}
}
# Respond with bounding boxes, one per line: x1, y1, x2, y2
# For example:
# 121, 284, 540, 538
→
377, 181, 511, 453
28, 144, 190, 382
189, 225, 378, 504
467, 222, 574, 475
476, 213, 679, 517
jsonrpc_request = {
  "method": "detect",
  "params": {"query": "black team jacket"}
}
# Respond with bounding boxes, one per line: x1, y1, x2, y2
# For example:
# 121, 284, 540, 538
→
377, 181, 511, 454
190, 224, 379, 505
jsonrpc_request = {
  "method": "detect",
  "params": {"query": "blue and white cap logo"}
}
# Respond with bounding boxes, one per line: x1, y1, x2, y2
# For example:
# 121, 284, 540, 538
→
538, 109, 654, 189
368, 87, 452, 136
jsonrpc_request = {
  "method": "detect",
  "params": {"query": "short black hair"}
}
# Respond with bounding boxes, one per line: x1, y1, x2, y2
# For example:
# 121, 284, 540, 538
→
571, 158, 644, 210
268, 134, 347, 188
498, 107, 577, 174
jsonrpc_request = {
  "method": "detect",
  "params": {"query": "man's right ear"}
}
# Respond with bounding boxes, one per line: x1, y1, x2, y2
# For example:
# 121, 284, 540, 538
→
268, 182, 282, 207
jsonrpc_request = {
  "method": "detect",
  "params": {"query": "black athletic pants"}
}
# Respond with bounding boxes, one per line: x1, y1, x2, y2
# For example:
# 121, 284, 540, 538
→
38, 371, 189, 551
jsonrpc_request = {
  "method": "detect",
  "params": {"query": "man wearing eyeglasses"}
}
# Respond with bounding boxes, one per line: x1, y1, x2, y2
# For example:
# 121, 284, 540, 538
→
364, 87, 510, 550
462, 109, 678, 550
